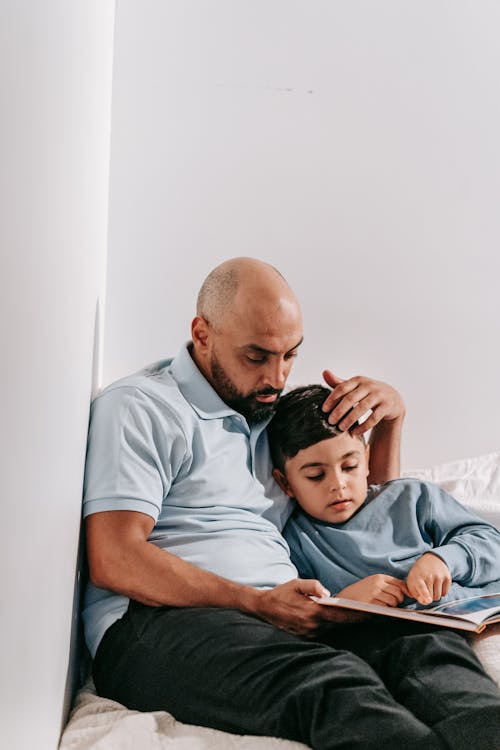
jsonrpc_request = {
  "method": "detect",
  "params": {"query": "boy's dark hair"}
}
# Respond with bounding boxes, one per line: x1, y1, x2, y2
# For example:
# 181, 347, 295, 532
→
267, 385, 363, 473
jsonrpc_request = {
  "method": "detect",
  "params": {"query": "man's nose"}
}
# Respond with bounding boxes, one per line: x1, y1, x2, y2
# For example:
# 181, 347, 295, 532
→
262, 359, 287, 390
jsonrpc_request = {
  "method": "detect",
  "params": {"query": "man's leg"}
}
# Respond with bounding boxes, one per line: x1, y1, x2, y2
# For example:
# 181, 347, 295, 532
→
322, 620, 500, 750
93, 602, 444, 750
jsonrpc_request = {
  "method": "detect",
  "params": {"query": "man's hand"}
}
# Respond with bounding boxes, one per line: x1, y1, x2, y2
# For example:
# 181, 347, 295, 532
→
406, 553, 452, 605
322, 370, 405, 436
337, 575, 409, 607
252, 579, 364, 636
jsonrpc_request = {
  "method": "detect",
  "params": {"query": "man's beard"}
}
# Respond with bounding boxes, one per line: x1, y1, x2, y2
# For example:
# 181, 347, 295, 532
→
210, 352, 282, 423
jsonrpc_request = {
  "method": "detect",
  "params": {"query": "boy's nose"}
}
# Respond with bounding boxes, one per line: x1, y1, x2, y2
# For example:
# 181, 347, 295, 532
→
329, 478, 347, 493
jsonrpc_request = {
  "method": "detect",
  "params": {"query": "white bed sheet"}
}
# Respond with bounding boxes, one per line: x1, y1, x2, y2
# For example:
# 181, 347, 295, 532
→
60, 451, 500, 750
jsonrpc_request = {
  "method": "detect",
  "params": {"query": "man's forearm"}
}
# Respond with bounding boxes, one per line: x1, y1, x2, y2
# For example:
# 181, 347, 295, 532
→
86, 512, 361, 634
367, 415, 404, 484
91, 533, 260, 612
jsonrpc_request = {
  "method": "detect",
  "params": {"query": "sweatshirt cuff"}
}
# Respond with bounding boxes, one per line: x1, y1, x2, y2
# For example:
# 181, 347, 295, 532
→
432, 543, 471, 580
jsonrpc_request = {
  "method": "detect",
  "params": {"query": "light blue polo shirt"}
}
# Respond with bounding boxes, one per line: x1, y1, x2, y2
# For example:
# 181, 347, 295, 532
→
82, 344, 297, 657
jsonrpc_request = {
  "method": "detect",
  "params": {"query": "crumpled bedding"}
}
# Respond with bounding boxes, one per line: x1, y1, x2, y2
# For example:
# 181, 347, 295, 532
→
60, 451, 500, 750
59, 681, 309, 750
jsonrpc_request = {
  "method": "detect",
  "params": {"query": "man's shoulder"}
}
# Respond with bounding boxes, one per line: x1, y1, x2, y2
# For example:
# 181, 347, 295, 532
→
92, 358, 194, 427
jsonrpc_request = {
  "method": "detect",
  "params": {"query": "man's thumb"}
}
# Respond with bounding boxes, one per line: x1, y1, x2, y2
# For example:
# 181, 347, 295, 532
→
323, 369, 344, 388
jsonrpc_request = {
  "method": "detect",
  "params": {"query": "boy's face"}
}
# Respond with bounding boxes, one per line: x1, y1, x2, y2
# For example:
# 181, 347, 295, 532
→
274, 432, 369, 524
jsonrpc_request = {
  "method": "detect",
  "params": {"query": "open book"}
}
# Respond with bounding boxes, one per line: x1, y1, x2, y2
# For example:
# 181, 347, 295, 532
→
312, 592, 500, 633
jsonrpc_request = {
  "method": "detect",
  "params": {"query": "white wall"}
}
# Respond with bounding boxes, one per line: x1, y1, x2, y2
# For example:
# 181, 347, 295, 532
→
0, 3, 115, 749
104, 0, 500, 468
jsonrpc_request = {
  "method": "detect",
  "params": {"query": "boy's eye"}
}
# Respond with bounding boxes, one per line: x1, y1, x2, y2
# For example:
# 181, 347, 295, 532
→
343, 465, 358, 472
305, 474, 325, 482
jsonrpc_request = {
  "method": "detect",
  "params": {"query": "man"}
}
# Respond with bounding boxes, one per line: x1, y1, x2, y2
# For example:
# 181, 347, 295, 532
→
84, 258, 500, 750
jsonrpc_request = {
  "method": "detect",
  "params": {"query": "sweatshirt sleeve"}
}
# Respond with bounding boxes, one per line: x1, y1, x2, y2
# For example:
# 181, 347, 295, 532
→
420, 482, 500, 586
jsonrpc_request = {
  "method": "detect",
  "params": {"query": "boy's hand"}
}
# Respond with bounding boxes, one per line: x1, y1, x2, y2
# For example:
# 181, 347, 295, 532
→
406, 553, 451, 605
321, 370, 405, 435
337, 574, 409, 607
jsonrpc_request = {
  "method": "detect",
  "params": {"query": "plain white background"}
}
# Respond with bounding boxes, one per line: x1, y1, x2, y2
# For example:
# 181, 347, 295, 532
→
105, 0, 500, 468
0, 3, 114, 749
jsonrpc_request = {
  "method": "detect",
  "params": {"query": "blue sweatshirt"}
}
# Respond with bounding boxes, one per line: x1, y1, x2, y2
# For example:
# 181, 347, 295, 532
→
283, 478, 500, 607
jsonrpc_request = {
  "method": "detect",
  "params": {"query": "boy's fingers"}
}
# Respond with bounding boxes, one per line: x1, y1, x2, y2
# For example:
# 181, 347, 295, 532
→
376, 591, 401, 607
412, 578, 433, 605
400, 580, 411, 598
384, 583, 405, 604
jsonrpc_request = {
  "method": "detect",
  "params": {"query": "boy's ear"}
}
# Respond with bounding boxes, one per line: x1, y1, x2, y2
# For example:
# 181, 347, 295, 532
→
365, 443, 370, 476
272, 468, 294, 497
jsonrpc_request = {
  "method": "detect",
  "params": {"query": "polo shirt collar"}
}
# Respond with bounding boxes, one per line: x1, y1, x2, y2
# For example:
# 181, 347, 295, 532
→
170, 343, 241, 420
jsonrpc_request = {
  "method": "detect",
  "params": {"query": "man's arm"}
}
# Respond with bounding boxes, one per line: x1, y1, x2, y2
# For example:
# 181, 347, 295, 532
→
366, 414, 404, 485
321, 370, 405, 484
86, 510, 360, 636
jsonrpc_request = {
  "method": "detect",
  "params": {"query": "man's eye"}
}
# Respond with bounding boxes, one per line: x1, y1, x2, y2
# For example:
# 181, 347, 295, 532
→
343, 465, 358, 472
285, 351, 298, 361
306, 474, 325, 482
246, 356, 266, 364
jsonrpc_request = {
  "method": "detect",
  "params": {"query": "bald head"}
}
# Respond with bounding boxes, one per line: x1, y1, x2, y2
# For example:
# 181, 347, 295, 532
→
192, 258, 303, 421
196, 257, 299, 330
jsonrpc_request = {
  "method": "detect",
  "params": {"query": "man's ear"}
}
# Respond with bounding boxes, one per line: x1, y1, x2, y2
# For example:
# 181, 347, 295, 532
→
191, 316, 211, 351
272, 468, 294, 497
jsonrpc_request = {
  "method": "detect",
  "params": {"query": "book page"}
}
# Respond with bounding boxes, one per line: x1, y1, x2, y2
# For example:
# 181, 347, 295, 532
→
430, 593, 500, 620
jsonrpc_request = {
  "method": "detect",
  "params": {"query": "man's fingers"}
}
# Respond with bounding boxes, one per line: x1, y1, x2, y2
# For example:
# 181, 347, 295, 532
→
322, 370, 344, 389
321, 378, 359, 414
337, 399, 376, 431
326, 386, 371, 425
351, 408, 382, 436
295, 579, 331, 599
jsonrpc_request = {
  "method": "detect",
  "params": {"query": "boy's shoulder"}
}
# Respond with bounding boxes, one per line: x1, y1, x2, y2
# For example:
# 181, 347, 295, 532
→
372, 477, 437, 493
368, 477, 441, 507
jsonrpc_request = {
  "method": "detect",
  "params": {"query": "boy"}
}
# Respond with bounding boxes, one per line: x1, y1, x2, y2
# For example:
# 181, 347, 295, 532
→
267, 385, 500, 609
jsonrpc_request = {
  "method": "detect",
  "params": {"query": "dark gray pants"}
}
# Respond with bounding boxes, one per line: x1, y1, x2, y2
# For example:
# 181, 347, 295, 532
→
93, 602, 500, 750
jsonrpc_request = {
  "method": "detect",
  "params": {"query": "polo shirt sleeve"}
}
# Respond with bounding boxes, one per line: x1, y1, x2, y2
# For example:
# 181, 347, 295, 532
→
419, 482, 500, 586
83, 385, 188, 522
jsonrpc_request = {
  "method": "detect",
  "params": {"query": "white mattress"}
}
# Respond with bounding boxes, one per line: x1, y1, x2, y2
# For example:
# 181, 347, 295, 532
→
60, 451, 500, 750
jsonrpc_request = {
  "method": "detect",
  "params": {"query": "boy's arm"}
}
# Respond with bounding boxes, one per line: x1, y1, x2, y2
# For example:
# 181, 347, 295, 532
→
322, 370, 405, 483
420, 483, 500, 589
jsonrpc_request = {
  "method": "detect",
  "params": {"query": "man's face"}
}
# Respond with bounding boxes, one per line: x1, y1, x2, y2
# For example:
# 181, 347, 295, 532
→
196, 298, 303, 423
279, 432, 369, 523
208, 330, 303, 422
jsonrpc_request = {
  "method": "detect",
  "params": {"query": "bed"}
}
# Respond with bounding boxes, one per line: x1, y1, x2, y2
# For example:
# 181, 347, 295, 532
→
59, 451, 500, 750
